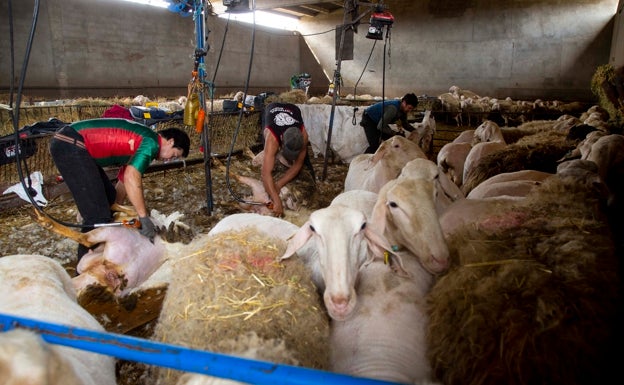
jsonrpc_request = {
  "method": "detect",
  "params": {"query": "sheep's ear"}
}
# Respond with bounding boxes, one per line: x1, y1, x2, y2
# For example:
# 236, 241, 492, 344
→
280, 222, 313, 261
369, 142, 388, 167
387, 253, 410, 278
370, 190, 388, 237
363, 223, 393, 264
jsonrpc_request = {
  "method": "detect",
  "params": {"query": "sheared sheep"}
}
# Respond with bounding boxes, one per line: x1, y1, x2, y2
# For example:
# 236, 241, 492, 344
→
462, 120, 508, 189
370, 158, 452, 275
427, 160, 621, 385
437, 141, 472, 187
466, 169, 553, 200
72, 226, 167, 298
329, 246, 437, 384
0, 254, 116, 385
344, 135, 427, 193
399, 158, 463, 215
406, 110, 436, 159
281, 196, 395, 321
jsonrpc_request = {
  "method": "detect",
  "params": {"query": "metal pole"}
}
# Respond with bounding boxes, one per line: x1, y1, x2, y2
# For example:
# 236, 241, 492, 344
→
0, 313, 403, 385
321, 1, 351, 181
194, 0, 214, 214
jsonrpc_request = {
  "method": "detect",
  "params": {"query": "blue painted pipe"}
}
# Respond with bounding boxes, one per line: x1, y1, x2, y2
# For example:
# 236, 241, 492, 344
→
0, 313, 406, 385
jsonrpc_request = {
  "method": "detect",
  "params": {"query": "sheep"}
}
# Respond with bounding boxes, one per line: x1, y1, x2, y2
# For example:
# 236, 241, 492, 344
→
0, 254, 116, 385
472, 119, 506, 144
406, 110, 436, 159
427, 160, 621, 385
370, 158, 452, 275
329, 247, 437, 384
148, 228, 330, 385
399, 158, 463, 215
0, 329, 93, 385
461, 120, 508, 190
344, 135, 427, 193
437, 141, 472, 187
461, 129, 574, 194
462, 141, 507, 190
452, 129, 475, 144
280, 199, 395, 321
466, 169, 553, 200
72, 226, 167, 298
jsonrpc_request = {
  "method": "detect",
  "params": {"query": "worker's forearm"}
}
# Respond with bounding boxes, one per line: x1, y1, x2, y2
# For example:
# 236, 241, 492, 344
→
124, 166, 148, 217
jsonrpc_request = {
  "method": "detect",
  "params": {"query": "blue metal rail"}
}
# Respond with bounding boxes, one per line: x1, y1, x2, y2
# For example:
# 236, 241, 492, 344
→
0, 313, 406, 385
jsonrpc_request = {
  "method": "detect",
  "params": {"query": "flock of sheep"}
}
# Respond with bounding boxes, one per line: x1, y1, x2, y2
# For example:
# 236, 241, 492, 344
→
0, 90, 623, 385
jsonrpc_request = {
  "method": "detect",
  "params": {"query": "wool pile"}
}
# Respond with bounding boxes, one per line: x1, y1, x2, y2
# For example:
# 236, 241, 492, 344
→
149, 228, 329, 385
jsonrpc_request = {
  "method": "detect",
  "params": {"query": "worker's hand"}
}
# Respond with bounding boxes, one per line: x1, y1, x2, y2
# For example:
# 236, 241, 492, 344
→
388, 123, 401, 133
138, 216, 156, 242
270, 199, 284, 218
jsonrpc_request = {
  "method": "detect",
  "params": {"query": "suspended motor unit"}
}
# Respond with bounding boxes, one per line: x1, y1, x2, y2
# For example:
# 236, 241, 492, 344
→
366, 7, 394, 40
223, 0, 250, 13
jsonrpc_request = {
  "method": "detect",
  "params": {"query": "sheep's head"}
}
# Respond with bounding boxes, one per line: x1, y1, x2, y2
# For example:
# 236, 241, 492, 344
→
281, 205, 393, 321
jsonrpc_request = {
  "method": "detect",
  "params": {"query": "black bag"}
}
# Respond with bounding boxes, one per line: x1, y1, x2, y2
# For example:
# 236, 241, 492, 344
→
0, 118, 67, 165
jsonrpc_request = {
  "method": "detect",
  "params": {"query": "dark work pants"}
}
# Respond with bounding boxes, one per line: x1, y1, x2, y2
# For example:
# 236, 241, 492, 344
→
361, 113, 394, 154
49, 126, 116, 258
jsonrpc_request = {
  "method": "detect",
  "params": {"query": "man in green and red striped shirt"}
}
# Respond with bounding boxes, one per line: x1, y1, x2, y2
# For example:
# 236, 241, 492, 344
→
50, 118, 190, 259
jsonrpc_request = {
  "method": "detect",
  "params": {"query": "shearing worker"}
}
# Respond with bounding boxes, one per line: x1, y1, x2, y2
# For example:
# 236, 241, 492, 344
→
360, 92, 419, 153
259, 102, 312, 218
49, 118, 190, 259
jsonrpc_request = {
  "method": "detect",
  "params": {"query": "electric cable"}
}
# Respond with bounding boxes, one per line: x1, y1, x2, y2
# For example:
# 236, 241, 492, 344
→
223, 0, 267, 207
7, 0, 54, 220
351, 40, 377, 125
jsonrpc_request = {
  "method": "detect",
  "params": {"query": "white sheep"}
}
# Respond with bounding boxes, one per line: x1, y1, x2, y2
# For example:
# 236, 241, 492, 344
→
0, 254, 116, 385
344, 135, 427, 193
466, 169, 553, 200
280, 199, 394, 321
463, 121, 507, 187
370, 158, 453, 274
406, 110, 436, 159
329, 246, 437, 384
437, 141, 472, 187
72, 226, 167, 297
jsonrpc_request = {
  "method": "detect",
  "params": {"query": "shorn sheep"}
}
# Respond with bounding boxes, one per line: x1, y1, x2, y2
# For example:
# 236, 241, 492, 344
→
329, 247, 438, 384
344, 135, 427, 193
280, 201, 394, 321
147, 228, 329, 385
0, 254, 116, 385
427, 159, 621, 385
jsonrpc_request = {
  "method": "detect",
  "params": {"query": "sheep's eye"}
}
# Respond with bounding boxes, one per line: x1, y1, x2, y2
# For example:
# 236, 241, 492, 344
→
361, 222, 366, 230
388, 201, 398, 208
309, 224, 316, 233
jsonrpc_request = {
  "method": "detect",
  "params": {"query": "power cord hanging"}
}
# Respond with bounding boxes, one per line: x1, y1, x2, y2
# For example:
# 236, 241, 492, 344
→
222, 0, 267, 208
351, 40, 377, 125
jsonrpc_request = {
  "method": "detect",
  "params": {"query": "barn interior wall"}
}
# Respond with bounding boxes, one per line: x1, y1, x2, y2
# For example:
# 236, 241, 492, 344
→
611, 0, 624, 67
0, 0, 315, 100
299, 0, 620, 101
0, 0, 620, 102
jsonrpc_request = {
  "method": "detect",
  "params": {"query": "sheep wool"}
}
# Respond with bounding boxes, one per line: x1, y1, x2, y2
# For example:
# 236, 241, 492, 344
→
149, 229, 330, 385
427, 168, 621, 385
